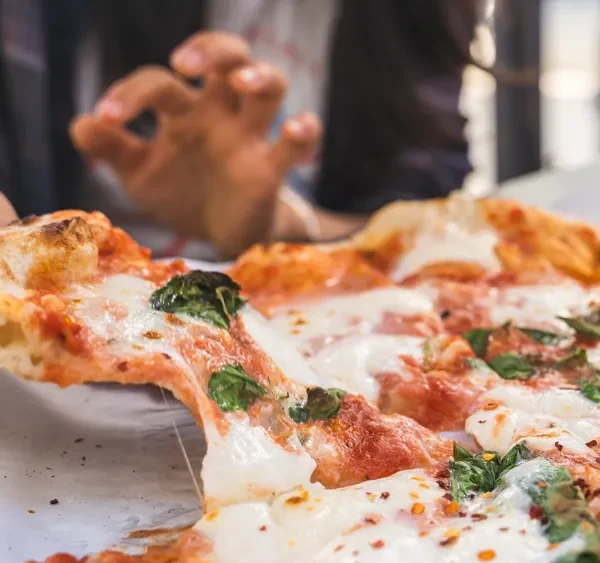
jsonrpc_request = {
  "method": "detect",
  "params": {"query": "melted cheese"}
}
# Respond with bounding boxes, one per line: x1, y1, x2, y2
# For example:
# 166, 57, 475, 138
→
267, 287, 435, 346
202, 418, 316, 509
490, 283, 593, 330
392, 223, 501, 281
240, 308, 321, 388
466, 385, 600, 456
196, 462, 583, 562
308, 334, 424, 401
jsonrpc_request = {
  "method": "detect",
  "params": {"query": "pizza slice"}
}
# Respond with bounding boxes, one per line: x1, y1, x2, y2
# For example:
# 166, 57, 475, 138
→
0, 211, 452, 514
36, 439, 600, 562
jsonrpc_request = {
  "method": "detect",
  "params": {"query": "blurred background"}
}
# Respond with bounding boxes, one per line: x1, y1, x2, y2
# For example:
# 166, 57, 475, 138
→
464, 0, 600, 196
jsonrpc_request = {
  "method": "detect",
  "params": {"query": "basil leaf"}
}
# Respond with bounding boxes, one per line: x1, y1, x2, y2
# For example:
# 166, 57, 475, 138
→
463, 328, 492, 358
208, 364, 267, 412
487, 353, 535, 380
500, 441, 534, 474
559, 308, 600, 340
555, 554, 600, 563
449, 443, 501, 503
289, 388, 346, 424
518, 327, 567, 346
150, 271, 245, 329
556, 348, 589, 369
580, 380, 600, 403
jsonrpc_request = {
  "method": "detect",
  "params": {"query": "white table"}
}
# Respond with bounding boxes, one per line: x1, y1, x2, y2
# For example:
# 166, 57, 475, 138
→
497, 159, 600, 223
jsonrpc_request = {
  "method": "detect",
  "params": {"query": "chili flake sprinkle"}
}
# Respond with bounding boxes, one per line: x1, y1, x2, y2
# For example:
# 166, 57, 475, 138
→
370, 540, 385, 550
478, 549, 496, 561
444, 501, 461, 515
482, 453, 496, 462
411, 502, 426, 515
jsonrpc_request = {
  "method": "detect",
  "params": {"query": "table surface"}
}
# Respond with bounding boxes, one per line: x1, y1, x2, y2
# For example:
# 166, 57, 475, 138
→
497, 159, 600, 223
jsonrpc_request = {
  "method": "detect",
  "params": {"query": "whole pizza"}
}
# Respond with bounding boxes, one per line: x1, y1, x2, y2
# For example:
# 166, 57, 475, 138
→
3, 193, 600, 562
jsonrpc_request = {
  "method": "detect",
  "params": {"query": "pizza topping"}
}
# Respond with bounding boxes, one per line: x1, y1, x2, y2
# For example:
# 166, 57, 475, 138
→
288, 387, 346, 423
150, 270, 245, 329
487, 353, 535, 381
518, 328, 567, 347
463, 328, 492, 358
449, 442, 532, 503
559, 307, 600, 340
207, 364, 267, 413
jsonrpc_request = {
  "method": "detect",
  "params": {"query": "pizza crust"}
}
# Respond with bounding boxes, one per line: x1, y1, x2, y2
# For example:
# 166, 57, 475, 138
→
353, 194, 600, 283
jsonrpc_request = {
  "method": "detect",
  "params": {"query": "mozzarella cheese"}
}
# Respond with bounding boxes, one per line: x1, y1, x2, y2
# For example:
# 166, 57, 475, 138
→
202, 418, 316, 509
489, 283, 595, 331
196, 461, 584, 562
392, 223, 502, 281
267, 287, 435, 347
466, 385, 600, 456
307, 334, 424, 401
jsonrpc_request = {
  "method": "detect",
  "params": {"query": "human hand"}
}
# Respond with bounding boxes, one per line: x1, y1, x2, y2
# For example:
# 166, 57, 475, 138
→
70, 32, 321, 257
0, 192, 18, 226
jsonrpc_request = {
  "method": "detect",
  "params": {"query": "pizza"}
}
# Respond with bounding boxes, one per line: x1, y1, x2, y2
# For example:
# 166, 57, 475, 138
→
2, 193, 600, 562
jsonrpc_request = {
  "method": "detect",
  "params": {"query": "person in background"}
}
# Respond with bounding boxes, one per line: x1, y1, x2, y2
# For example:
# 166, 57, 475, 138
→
0, 0, 481, 259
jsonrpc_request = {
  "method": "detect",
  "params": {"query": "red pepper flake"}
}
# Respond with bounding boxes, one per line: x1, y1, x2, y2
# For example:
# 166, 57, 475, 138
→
554, 441, 564, 452
439, 536, 459, 547
117, 361, 129, 372
370, 540, 385, 550
259, 525, 267, 532
529, 504, 544, 520
478, 549, 496, 561
27, 509, 35, 514
471, 514, 488, 522
442, 493, 453, 501
587, 440, 598, 448
380, 492, 390, 500
49, 499, 59, 505
74, 438, 83, 444
444, 501, 461, 515
499, 527, 509, 532
596, 457, 600, 464
334, 545, 344, 552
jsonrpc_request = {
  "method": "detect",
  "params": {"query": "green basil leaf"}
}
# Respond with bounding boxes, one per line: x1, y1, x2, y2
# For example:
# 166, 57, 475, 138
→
559, 308, 600, 340
449, 443, 501, 503
150, 271, 245, 329
555, 554, 600, 563
463, 328, 492, 358
487, 353, 535, 380
556, 348, 590, 369
499, 441, 534, 474
580, 380, 600, 403
288, 387, 346, 424
207, 364, 267, 412
518, 327, 567, 346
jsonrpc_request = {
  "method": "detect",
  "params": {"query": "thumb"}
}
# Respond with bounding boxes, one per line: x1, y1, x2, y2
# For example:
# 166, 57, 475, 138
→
0, 192, 17, 226
70, 115, 148, 178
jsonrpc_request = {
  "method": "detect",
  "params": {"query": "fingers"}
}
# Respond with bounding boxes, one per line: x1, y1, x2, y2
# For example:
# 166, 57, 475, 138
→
170, 31, 251, 78
70, 115, 148, 177
0, 192, 17, 226
95, 66, 199, 124
271, 113, 322, 175
229, 62, 288, 135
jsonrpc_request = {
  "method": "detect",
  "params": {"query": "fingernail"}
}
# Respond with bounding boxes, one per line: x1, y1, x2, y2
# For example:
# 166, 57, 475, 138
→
238, 67, 262, 86
95, 99, 123, 120
172, 48, 204, 71
287, 120, 307, 136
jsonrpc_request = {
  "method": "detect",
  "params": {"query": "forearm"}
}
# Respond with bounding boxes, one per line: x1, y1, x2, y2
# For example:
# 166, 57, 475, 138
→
270, 187, 368, 244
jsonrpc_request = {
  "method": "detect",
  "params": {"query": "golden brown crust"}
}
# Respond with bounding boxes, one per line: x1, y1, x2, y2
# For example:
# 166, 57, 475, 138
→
353, 196, 600, 283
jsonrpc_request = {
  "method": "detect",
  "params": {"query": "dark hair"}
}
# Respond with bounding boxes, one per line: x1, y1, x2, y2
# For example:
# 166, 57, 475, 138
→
94, 0, 479, 211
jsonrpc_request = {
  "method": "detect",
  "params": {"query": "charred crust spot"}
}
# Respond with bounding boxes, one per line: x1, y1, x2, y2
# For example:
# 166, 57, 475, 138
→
11, 215, 38, 226
554, 441, 564, 452
40, 217, 91, 246
143, 330, 162, 340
